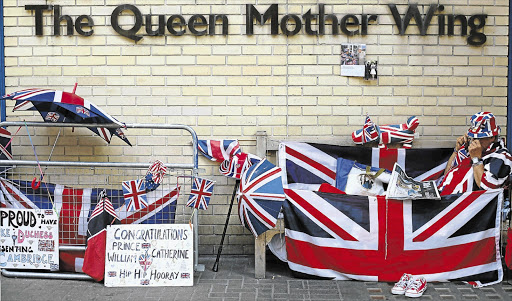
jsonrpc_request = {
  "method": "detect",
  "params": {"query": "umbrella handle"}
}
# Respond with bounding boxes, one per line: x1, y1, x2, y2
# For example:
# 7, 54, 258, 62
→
31, 177, 41, 190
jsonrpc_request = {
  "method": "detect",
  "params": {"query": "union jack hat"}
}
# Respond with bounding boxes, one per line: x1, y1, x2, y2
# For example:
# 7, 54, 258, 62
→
467, 112, 500, 139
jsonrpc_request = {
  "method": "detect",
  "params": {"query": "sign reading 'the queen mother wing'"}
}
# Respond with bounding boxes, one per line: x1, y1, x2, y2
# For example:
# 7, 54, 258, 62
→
104, 224, 193, 287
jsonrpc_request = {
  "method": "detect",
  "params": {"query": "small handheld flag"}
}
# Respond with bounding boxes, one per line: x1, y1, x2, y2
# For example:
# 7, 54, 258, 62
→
187, 177, 215, 210
122, 179, 148, 212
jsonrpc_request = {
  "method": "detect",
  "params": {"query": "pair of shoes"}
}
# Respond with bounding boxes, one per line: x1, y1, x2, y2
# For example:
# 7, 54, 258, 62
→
391, 273, 427, 298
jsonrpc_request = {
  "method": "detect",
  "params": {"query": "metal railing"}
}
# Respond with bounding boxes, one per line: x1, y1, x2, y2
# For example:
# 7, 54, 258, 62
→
0, 121, 203, 280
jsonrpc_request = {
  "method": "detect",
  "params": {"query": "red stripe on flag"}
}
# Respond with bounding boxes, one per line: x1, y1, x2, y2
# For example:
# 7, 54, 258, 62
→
286, 147, 336, 180
413, 190, 485, 242
59, 188, 85, 245
3, 184, 32, 209
379, 148, 397, 171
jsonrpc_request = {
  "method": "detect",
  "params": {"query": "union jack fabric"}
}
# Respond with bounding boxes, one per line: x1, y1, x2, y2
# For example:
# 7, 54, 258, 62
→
198, 139, 241, 162
352, 114, 379, 144
378, 116, 419, 149
352, 115, 419, 149
237, 159, 286, 237
283, 188, 503, 287
83, 190, 120, 281
439, 139, 512, 195
122, 179, 148, 212
467, 111, 500, 139
147, 160, 167, 184
45, 112, 60, 122
2, 88, 131, 146
186, 177, 215, 210
0, 178, 179, 272
219, 152, 261, 179
279, 142, 452, 191
0, 128, 13, 161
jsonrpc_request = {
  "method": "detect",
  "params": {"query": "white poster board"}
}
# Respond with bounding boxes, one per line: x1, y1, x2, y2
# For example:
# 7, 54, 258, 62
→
104, 224, 193, 287
0, 209, 59, 270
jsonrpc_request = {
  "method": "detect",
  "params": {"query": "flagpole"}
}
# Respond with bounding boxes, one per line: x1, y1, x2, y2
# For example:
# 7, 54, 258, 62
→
212, 179, 239, 272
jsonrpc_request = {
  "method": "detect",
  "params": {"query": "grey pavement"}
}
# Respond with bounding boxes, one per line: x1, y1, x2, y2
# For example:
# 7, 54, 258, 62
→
2, 255, 512, 301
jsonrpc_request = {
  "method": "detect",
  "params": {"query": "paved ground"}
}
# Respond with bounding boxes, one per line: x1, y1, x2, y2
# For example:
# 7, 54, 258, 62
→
2, 255, 512, 301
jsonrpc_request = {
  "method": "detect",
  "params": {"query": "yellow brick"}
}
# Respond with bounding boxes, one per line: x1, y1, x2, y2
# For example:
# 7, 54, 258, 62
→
454, 87, 482, 96
183, 86, 210, 96
212, 86, 242, 96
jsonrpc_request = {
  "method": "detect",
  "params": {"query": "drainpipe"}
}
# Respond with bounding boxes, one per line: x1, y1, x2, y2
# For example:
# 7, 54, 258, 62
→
508, 2, 512, 147
0, 4, 5, 122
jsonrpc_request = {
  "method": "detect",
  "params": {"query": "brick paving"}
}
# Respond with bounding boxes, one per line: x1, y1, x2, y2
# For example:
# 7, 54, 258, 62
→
2, 255, 512, 301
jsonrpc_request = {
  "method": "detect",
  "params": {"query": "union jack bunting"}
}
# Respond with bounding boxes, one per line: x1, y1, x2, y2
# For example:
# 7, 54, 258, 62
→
237, 159, 286, 237
122, 179, 148, 212
283, 188, 503, 286
219, 152, 261, 179
186, 177, 215, 210
198, 139, 241, 162
352, 114, 379, 144
279, 142, 453, 191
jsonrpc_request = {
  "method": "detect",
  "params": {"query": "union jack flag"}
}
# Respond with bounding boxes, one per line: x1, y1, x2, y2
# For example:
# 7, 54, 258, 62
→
219, 152, 261, 179
352, 114, 379, 145
279, 142, 452, 191
237, 159, 286, 237
186, 177, 215, 210
45, 112, 61, 122
198, 139, 241, 162
284, 188, 503, 287
122, 179, 148, 212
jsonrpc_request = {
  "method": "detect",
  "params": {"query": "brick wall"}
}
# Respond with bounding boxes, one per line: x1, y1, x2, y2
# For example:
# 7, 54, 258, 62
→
3, 0, 509, 255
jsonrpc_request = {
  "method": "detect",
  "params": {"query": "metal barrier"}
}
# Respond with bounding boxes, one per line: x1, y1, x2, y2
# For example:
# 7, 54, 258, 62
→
0, 121, 203, 280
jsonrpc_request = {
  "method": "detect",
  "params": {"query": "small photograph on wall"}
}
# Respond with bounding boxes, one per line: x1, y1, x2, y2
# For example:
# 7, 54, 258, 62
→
364, 61, 378, 80
340, 43, 366, 77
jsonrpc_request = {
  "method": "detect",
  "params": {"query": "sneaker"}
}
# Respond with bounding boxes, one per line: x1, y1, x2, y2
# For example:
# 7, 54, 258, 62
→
405, 276, 427, 298
391, 273, 413, 295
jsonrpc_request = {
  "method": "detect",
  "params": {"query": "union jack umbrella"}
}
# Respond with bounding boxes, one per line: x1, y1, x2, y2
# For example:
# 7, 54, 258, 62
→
122, 179, 148, 212
237, 158, 286, 237
1, 88, 131, 145
219, 152, 261, 179
186, 177, 215, 210
198, 139, 241, 162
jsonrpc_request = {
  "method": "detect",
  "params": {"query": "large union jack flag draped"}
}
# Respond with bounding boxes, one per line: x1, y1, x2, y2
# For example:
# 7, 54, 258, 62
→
279, 142, 453, 191
283, 188, 503, 287
186, 177, 215, 210
237, 159, 286, 237
122, 179, 148, 212
198, 139, 241, 162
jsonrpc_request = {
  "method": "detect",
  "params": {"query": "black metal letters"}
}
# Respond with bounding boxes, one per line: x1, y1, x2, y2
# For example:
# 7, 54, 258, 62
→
24, 3, 488, 46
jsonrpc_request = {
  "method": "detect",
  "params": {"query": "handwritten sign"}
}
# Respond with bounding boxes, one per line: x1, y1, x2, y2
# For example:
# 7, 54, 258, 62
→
104, 224, 193, 287
0, 209, 59, 270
